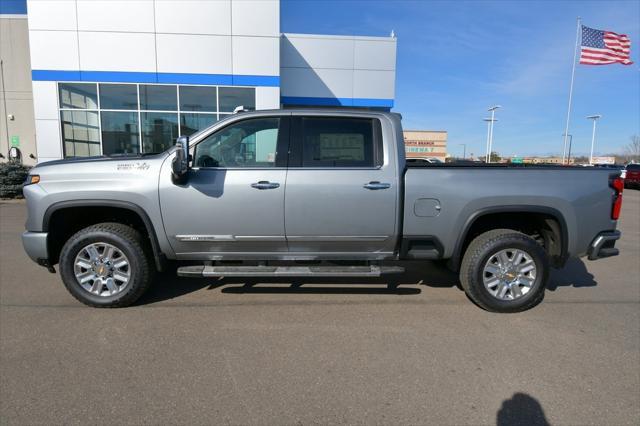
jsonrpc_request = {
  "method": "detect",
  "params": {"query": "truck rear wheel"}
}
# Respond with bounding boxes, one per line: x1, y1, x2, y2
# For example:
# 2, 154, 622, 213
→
59, 223, 154, 308
459, 229, 548, 313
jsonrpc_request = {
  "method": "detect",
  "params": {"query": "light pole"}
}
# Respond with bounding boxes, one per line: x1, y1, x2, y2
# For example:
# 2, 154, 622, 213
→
562, 133, 573, 164
483, 118, 491, 162
486, 105, 501, 163
483, 117, 499, 162
587, 115, 601, 165
459, 143, 466, 159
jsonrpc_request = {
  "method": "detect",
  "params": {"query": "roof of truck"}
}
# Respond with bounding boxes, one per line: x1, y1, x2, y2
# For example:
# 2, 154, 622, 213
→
232, 108, 400, 117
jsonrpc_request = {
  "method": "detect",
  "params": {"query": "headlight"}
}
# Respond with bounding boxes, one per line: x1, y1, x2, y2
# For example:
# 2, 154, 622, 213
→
25, 175, 40, 185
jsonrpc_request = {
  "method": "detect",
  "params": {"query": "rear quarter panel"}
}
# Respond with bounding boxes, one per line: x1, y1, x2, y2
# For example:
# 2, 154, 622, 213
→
403, 167, 618, 258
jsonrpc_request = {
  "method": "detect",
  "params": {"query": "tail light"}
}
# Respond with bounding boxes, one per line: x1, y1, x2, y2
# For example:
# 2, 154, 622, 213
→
610, 176, 624, 220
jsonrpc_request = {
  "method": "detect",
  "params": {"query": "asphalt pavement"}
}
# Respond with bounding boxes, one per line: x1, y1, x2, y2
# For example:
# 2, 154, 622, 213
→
1, 191, 639, 425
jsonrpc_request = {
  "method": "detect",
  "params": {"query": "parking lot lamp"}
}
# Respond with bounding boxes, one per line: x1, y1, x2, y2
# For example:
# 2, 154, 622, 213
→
483, 118, 491, 162
587, 115, 602, 165
562, 133, 573, 164
459, 144, 466, 159
487, 105, 501, 163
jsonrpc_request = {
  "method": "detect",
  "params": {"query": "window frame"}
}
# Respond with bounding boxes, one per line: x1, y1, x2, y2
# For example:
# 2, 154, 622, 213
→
288, 116, 384, 169
191, 115, 291, 170
57, 82, 256, 158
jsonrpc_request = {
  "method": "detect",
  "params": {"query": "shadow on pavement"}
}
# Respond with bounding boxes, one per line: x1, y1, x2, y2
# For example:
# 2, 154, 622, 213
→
137, 256, 596, 305
136, 260, 460, 305
547, 257, 597, 291
497, 392, 550, 426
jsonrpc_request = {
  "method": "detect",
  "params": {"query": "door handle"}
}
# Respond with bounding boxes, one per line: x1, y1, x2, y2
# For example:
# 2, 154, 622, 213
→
251, 181, 280, 190
363, 181, 391, 190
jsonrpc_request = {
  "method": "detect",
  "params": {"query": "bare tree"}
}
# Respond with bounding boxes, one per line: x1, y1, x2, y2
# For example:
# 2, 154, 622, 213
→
624, 135, 640, 162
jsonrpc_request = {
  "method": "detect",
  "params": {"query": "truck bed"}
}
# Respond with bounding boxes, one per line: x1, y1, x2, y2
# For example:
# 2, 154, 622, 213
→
402, 166, 618, 259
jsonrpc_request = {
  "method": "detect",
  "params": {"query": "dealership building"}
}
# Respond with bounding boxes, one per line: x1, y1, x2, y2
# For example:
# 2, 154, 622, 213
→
0, 0, 397, 164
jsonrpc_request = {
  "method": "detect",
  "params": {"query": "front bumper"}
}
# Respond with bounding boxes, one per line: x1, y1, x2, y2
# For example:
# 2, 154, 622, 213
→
22, 231, 50, 266
587, 230, 621, 260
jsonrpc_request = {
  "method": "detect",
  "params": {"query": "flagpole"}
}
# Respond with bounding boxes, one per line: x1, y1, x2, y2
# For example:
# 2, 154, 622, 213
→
563, 17, 581, 164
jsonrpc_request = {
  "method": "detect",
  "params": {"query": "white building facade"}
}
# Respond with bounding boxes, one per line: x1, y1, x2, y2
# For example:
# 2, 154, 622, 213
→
3, 0, 396, 163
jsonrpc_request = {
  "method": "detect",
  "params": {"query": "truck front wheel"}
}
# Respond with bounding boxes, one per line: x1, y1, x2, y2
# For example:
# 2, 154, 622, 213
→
459, 229, 548, 313
59, 223, 154, 308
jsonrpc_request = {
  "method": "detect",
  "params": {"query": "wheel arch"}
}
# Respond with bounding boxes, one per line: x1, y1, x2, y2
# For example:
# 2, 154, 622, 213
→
450, 205, 569, 271
43, 200, 165, 271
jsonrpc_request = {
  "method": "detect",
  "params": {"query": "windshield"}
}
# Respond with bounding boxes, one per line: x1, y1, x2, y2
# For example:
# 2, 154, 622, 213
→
187, 114, 239, 146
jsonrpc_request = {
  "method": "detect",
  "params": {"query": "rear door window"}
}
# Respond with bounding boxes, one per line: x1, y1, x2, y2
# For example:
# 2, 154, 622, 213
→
294, 117, 382, 167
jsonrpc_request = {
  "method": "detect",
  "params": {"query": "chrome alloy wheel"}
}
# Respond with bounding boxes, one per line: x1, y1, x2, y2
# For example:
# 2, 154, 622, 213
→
73, 242, 131, 297
482, 248, 536, 301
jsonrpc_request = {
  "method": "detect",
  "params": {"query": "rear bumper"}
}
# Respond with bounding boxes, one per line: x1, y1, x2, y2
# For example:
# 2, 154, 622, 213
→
587, 230, 621, 260
22, 231, 50, 266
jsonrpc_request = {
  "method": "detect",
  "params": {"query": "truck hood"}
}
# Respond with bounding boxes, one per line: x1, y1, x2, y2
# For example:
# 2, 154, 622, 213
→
27, 152, 172, 191
35, 153, 167, 168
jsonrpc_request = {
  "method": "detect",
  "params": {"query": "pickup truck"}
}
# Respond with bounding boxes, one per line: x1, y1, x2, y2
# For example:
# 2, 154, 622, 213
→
21, 109, 624, 312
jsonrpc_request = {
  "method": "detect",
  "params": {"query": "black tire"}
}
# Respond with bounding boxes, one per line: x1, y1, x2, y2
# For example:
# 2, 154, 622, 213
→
59, 222, 154, 308
459, 229, 549, 313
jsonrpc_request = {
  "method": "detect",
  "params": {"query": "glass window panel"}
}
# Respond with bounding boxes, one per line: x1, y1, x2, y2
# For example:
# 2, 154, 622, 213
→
301, 117, 375, 167
179, 86, 217, 112
101, 111, 140, 155
61, 110, 100, 157
218, 87, 255, 112
140, 85, 177, 111
141, 112, 179, 153
58, 83, 98, 109
99, 84, 138, 110
180, 113, 217, 136
194, 117, 280, 168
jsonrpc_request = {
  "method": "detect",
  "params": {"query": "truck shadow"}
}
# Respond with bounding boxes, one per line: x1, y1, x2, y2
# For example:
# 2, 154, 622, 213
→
137, 261, 459, 305
547, 257, 597, 290
137, 258, 596, 305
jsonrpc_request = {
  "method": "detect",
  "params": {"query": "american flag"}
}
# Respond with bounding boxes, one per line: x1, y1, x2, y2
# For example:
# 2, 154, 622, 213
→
580, 25, 633, 65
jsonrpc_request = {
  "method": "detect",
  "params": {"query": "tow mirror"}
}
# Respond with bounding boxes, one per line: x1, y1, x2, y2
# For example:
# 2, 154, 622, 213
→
171, 135, 190, 183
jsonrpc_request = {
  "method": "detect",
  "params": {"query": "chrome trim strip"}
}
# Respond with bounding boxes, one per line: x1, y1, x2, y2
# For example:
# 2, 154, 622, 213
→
175, 235, 286, 242
235, 236, 287, 241
174, 251, 396, 261
286, 236, 389, 242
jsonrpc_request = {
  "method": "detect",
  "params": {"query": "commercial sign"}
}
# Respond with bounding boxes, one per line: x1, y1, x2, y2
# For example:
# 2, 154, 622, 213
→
592, 156, 615, 165
403, 130, 448, 159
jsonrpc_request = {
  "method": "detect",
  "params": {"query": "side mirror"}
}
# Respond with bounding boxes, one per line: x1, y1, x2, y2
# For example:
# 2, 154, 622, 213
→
171, 135, 190, 183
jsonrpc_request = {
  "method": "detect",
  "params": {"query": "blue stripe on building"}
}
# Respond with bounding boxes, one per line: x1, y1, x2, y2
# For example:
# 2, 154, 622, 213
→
281, 96, 394, 108
32, 70, 280, 87
0, 0, 27, 15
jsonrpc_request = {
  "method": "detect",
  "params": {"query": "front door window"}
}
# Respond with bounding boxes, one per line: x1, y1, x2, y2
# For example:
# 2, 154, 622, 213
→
193, 118, 281, 168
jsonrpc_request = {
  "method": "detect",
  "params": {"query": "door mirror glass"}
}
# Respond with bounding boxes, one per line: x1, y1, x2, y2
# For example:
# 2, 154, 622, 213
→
171, 135, 190, 182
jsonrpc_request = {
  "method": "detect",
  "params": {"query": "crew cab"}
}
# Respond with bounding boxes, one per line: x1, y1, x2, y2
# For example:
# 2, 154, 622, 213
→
22, 109, 624, 312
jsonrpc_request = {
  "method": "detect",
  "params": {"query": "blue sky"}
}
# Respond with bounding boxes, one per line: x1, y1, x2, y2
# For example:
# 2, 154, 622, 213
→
282, 0, 640, 158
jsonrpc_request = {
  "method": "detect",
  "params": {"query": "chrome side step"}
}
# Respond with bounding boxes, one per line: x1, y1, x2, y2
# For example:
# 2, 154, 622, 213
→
177, 265, 405, 278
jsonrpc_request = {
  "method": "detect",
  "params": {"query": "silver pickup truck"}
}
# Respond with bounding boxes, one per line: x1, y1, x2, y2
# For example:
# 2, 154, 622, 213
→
21, 109, 624, 312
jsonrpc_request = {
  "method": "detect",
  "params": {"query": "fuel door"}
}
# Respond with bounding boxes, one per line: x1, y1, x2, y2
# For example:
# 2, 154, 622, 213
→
414, 198, 442, 217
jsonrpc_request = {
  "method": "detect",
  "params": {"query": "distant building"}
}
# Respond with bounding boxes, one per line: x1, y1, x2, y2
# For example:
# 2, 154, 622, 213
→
591, 156, 615, 165
0, 2, 35, 164
522, 157, 575, 165
403, 130, 447, 161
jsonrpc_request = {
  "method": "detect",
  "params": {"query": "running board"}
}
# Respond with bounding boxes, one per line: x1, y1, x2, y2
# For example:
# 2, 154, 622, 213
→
177, 265, 405, 278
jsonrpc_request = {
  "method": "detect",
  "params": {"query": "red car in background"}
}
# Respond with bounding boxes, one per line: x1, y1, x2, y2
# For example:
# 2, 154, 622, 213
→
625, 164, 640, 189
